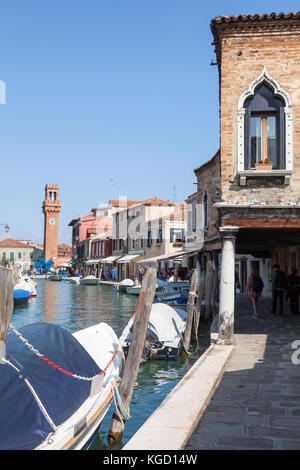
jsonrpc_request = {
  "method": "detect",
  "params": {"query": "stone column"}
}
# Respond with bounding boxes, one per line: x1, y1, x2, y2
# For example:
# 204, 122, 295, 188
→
196, 252, 202, 288
217, 226, 238, 345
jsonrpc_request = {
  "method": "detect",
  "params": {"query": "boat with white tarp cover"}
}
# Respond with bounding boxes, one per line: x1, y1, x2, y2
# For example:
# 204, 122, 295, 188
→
119, 303, 187, 361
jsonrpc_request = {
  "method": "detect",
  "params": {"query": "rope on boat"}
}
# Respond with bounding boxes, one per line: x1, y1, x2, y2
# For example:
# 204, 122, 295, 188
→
104, 375, 131, 422
8, 323, 120, 381
132, 290, 145, 321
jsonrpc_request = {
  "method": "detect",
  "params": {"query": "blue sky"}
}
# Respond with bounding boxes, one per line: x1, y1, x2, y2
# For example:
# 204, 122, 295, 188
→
1, 1, 300, 244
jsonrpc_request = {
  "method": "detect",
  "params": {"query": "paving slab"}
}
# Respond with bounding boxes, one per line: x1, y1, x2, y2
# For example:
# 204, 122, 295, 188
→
185, 294, 300, 450
123, 342, 234, 450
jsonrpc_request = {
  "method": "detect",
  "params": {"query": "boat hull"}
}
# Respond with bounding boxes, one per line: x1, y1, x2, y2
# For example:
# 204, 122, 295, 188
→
48, 275, 62, 281
79, 279, 98, 285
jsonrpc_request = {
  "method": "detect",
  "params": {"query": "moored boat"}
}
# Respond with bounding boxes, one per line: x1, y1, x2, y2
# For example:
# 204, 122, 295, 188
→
118, 279, 134, 292
48, 275, 62, 281
20, 276, 37, 297
119, 303, 186, 361
13, 287, 31, 305
79, 275, 98, 285
0, 321, 123, 450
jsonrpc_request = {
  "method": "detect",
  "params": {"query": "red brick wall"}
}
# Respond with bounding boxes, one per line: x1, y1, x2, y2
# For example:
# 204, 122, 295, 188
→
213, 19, 300, 204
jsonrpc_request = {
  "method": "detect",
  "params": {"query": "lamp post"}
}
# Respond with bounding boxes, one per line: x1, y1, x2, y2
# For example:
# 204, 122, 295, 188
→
0, 223, 9, 233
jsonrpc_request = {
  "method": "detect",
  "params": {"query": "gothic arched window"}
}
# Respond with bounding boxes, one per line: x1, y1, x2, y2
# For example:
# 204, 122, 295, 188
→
237, 68, 293, 175
244, 84, 285, 170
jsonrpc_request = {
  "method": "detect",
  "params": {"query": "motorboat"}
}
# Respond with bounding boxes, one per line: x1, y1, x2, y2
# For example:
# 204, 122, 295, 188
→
117, 279, 134, 292
79, 275, 98, 285
48, 275, 62, 281
13, 278, 33, 305
13, 285, 31, 305
126, 279, 167, 296
119, 303, 187, 361
126, 280, 182, 304
19, 276, 37, 297
0, 321, 123, 450
69, 277, 80, 284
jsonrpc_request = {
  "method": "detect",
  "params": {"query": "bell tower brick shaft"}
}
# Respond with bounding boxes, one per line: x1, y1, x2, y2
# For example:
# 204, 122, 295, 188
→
42, 184, 61, 264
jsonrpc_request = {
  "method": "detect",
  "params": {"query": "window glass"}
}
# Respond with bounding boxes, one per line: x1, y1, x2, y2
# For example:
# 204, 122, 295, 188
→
251, 117, 261, 163
267, 116, 277, 165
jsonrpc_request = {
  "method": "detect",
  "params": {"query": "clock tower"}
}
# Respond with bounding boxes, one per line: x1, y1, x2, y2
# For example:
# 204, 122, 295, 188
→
42, 184, 61, 264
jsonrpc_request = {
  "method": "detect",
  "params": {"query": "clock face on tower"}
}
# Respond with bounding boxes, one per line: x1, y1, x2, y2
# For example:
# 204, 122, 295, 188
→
49, 218, 56, 226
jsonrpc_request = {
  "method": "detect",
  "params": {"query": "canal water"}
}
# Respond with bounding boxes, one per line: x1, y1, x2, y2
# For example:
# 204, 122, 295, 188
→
11, 279, 210, 450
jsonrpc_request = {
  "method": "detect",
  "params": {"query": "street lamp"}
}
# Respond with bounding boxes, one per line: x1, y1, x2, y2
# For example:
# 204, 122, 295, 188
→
0, 223, 9, 233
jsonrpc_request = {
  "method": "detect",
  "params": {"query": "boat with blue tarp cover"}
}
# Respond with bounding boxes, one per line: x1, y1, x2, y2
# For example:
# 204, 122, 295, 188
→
0, 321, 123, 450
13, 288, 31, 305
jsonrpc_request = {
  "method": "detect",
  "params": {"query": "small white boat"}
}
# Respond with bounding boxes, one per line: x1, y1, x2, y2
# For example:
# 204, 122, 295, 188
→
69, 277, 80, 284
13, 280, 32, 305
119, 303, 186, 361
0, 321, 123, 450
48, 275, 62, 281
79, 275, 98, 285
126, 285, 141, 295
118, 279, 134, 292
20, 276, 37, 297
126, 279, 166, 296
127, 280, 182, 304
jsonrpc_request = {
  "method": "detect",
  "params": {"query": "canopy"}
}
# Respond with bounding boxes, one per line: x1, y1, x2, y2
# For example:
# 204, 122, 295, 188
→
0, 323, 102, 450
100, 255, 123, 264
116, 254, 143, 264
136, 248, 200, 265
85, 259, 101, 265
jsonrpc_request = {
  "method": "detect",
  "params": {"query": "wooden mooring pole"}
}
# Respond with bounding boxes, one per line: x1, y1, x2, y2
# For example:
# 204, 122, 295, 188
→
107, 266, 157, 447
182, 269, 198, 357
192, 270, 206, 341
0, 267, 14, 364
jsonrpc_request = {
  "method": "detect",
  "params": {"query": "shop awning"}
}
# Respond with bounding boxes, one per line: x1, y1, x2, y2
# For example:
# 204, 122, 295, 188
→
136, 248, 200, 265
116, 254, 143, 264
85, 259, 101, 265
100, 255, 123, 264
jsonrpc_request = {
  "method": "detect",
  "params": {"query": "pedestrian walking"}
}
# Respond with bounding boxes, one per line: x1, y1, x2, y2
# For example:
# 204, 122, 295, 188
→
247, 269, 264, 319
272, 264, 287, 316
287, 268, 300, 315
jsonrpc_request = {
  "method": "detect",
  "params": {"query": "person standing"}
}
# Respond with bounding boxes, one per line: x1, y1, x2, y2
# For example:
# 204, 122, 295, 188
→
272, 264, 287, 316
247, 269, 264, 319
287, 268, 300, 315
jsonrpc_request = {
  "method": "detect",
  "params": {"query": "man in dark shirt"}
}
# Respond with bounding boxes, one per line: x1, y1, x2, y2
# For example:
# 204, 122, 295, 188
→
287, 268, 300, 315
272, 264, 286, 316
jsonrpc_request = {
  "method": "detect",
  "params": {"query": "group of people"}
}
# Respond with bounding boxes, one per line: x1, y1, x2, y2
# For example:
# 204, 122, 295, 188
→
247, 264, 300, 319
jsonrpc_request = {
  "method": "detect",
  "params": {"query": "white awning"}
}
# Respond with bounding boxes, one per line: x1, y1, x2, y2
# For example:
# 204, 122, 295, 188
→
85, 259, 101, 265
136, 248, 200, 265
116, 254, 143, 264
100, 255, 123, 264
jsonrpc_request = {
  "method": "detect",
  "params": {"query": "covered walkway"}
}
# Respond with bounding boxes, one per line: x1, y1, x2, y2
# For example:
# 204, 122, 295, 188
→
186, 293, 300, 450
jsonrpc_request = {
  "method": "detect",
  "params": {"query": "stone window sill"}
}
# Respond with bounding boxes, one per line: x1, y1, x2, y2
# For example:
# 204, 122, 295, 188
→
238, 170, 292, 186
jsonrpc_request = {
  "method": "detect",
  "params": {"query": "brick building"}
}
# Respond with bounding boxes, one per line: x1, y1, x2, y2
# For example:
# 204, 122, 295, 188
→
194, 12, 300, 344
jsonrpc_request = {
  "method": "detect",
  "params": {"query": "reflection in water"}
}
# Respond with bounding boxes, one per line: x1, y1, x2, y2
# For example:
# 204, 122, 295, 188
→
11, 279, 210, 449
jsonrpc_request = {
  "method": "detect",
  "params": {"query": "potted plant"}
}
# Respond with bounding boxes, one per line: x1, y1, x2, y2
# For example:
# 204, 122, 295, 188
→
255, 158, 273, 170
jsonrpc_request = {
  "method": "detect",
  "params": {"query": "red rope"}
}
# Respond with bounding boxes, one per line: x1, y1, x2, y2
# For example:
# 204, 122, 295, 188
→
39, 290, 146, 378
40, 349, 119, 378
132, 289, 145, 321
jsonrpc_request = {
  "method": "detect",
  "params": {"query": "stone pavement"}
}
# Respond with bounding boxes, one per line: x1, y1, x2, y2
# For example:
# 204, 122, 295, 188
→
185, 293, 300, 450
